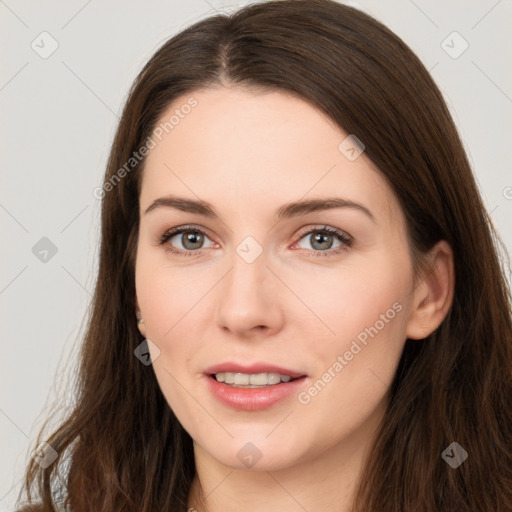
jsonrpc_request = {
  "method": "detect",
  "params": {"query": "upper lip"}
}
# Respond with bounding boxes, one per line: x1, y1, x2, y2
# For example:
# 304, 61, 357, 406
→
205, 362, 307, 379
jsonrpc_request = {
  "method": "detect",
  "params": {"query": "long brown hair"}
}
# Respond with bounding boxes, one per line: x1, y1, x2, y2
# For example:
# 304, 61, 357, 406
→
16, 1, 512, 510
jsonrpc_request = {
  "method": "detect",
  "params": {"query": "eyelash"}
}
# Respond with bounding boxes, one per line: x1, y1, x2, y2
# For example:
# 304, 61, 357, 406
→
158, 224, 353, 258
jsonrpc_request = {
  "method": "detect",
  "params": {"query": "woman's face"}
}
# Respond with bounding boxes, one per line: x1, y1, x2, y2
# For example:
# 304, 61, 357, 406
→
135, 86, 418, 471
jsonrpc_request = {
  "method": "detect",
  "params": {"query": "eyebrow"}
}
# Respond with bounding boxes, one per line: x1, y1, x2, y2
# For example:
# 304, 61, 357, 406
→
144, 194, 376, 223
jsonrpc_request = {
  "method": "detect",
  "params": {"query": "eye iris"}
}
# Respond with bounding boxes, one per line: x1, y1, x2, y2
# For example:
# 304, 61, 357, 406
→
311, 232, 333, 250
182, 231, 203, 250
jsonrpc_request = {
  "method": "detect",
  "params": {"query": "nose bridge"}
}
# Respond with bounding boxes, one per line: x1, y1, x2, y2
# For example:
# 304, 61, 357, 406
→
215, 232, 282, 333
227, 233, 268, 297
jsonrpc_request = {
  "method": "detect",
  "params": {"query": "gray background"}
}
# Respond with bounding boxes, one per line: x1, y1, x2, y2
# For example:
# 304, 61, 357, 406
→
1, 0, 511, 509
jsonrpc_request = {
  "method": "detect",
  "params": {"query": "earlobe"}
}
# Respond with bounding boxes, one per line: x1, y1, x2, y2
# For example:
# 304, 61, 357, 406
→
405, 240, 455, 340
137, 318, 146, 337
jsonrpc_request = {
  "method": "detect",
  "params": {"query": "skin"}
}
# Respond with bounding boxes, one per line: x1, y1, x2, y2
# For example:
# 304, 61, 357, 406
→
134, 86, 454, 512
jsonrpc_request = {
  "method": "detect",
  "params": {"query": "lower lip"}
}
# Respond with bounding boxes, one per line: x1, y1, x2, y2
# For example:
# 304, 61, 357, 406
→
205, 374, 308, 411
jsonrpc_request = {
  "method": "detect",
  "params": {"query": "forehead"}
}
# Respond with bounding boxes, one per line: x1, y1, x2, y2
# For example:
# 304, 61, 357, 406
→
139, 86, 399, 228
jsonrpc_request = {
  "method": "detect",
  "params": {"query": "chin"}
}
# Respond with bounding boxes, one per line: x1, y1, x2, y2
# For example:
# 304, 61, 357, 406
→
199, 436, 306, 472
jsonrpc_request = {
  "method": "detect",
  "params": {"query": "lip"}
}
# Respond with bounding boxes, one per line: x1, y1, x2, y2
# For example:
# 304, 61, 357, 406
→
204, 373, 308, 411
204, 362, 308, 379
203, 362, 309, 411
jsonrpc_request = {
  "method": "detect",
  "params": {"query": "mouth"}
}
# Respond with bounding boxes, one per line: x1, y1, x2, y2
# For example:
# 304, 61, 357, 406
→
207, 372, 307, 388
204, 362, 308, 389
204, 369, 309, 411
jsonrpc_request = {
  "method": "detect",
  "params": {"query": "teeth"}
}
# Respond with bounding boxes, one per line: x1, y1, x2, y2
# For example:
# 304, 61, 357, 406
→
214, 372, 294, 387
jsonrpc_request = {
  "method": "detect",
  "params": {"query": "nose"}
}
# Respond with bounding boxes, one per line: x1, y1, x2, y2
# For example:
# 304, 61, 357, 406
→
215, 245, 284, 338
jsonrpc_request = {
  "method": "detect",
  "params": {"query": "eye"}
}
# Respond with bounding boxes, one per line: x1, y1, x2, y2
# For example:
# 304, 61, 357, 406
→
293, 225, 353, 257
159, 224, 353, 258
159, 225, 216, 256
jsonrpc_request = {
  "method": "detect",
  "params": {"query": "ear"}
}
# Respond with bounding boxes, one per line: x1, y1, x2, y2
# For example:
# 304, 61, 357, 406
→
134, 294, 146, 336
135, 294, 141, 316
406, 240, 455, 340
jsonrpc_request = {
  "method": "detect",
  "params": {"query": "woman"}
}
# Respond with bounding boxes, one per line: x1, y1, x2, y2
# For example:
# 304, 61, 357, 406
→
16, 1, 512, 511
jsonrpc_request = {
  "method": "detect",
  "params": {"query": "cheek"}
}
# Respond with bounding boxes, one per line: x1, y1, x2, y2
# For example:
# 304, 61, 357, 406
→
296, 251, 410, 398
296, 290, 407, 441
295, 251, 410, 343
135, 250, 213, 342
135, 260, 220, 421
135, 259, 206, 421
